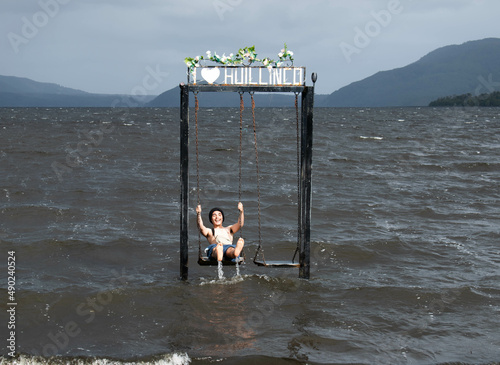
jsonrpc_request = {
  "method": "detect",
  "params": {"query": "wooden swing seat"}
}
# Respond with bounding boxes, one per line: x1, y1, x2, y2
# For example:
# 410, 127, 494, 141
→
253, 260, 300, 268
198, 256, 244, 266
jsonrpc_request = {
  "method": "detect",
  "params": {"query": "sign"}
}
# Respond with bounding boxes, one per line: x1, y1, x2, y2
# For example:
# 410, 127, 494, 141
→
188, 66, 306, 86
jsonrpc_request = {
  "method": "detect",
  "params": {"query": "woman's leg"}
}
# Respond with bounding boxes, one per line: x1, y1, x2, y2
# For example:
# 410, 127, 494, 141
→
225, 238, 244, 259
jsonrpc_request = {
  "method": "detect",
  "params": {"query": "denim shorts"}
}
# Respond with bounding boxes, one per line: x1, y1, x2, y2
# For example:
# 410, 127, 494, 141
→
206, 244, 236, 261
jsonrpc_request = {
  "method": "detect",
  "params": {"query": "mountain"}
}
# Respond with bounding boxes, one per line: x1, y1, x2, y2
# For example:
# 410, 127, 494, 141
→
3, 38, 499, 108
0, 75, 154, 107
0, 75, 88, 96
320, 38, 500, 107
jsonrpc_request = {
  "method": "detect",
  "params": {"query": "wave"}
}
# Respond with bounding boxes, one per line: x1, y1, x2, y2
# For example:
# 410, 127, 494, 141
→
0, 354, 325, 365
452, 161, 500, 172
2, 107, 500, 365
0, 353, 191, 365
359, 135, 383, 140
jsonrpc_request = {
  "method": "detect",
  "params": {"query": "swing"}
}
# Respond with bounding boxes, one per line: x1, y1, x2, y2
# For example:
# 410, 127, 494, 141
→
195, 91, 245, 266
198, 255, 244, 266
251, 92, 301, 268
179, 69, 315, 280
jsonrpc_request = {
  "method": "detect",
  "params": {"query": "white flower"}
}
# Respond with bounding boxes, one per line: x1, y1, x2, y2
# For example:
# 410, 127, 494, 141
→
278, 52, 284, 58
206, 50, 211, 56
288, 51, 294, 56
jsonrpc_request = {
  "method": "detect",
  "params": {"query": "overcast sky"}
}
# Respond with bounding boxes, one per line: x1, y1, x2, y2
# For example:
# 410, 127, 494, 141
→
1, 0, 498, 96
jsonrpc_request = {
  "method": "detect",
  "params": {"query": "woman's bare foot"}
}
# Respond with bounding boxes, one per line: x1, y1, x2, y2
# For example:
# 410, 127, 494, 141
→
234, 238, 244, 257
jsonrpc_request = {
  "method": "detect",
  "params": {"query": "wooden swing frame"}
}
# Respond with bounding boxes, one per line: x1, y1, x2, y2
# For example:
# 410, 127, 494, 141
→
179, 77, 315, 280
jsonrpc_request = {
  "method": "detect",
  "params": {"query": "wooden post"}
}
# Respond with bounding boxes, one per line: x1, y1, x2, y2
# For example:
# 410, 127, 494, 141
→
180, 84, 189, 280
299, 85, 314, 279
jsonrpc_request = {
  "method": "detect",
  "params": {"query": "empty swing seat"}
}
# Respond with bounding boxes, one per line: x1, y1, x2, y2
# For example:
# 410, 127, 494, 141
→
253, 260, 300, 268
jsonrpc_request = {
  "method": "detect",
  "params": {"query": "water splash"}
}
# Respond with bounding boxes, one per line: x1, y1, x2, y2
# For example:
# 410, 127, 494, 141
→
0, 353, 192, 364
235, 257, 241, 277
217, 261, 224, 280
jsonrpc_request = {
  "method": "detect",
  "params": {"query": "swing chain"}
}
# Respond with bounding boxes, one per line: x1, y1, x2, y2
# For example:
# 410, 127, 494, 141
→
194, 91, 200, 206
238, 91, 244, 237
238, 92, 244, 205
250, 92, 265, 264
194, 91, 202, 258
292, 92, 301, 263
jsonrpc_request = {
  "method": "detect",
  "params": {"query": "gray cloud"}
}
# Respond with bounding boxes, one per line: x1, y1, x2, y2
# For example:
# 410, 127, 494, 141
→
1, 0, 498, 95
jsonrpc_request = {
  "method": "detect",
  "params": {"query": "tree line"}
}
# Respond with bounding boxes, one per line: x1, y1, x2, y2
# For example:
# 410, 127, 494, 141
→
429, 91, 500, 107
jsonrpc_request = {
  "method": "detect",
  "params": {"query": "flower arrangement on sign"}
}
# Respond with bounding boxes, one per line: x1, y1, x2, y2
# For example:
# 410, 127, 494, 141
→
184, 44, 294, 75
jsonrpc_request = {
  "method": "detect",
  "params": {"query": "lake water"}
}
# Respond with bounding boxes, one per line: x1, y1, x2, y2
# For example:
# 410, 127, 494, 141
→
1, 106, 499, 364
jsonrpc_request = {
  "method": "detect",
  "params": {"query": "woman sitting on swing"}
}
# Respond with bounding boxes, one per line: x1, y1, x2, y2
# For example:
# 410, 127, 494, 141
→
196, 202, 245, 262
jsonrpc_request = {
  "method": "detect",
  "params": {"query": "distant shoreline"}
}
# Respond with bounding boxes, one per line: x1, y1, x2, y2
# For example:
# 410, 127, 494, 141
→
429, 91, 500, 107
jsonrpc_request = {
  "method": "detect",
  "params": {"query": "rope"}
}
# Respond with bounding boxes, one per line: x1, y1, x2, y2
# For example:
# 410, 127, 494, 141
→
251, 92, 264, 264
292, 92, 301, 263
194, 91, 202, 259
238, 92, 244, 237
